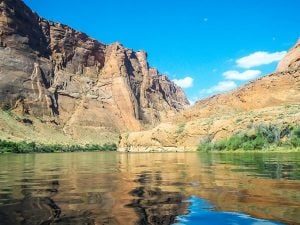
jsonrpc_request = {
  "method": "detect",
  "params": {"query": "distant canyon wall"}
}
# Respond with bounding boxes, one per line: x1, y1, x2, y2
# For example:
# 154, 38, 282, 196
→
120, 39, 300, 151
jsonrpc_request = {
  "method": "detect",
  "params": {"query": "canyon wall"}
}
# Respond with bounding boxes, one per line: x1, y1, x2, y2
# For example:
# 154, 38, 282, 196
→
0, 0, 189, 143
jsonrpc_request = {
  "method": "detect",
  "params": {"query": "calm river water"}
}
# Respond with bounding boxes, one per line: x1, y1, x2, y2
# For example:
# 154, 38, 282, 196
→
0, 152, 299, 225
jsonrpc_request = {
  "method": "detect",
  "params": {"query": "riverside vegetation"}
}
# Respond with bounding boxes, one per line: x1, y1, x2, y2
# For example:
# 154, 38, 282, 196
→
198, 124, 300, 152
0, 140, 117, 154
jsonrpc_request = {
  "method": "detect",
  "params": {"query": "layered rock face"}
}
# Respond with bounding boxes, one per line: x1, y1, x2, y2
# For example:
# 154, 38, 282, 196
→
120, 40, 300, 151
0, 0, 189, 142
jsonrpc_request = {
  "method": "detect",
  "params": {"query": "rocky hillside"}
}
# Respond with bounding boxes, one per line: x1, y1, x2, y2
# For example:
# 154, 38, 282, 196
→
277, 40, 300, 72
0, 0, 189, 144
120, 40, 300, 152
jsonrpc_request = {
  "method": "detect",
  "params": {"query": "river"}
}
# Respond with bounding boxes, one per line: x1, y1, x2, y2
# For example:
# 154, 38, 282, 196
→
0, 152, 299, 225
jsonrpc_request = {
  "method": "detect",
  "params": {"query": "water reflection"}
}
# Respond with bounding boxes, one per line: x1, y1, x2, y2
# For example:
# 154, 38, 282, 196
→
127, 171, 188, 225
175, 196, 283, 225
0, 152, 299, 225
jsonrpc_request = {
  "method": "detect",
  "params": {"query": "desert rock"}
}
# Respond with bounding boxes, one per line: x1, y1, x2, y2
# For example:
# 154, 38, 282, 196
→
0, 0, 189, 143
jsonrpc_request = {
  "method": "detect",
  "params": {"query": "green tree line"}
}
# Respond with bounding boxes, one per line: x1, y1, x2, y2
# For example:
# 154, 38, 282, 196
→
198, 125, 300, 152
0, 140, 117, 153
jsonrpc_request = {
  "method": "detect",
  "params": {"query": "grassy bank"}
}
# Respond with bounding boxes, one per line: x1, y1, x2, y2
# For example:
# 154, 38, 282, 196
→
198, 124, 300, 152
0, 139, 117, 154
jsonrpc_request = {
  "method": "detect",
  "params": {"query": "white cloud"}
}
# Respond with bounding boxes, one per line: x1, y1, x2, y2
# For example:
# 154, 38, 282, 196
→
223, 70, 261, 81
173, 76, 194, 89
236, 51, 287, 68
201, 81, 237, 95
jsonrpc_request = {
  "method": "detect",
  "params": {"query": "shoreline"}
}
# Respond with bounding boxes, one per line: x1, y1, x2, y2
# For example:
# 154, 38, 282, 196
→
1, 140, 299, 154
1, 149, 299, 154
0, 139, 117, 154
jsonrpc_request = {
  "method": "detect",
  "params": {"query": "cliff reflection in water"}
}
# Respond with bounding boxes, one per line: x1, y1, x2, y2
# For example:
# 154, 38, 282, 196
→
0, 152, 299, 225
127, 171, 188, 225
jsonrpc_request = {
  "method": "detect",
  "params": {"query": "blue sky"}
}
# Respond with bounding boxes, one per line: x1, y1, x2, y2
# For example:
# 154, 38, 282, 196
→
24, 0, 300, 103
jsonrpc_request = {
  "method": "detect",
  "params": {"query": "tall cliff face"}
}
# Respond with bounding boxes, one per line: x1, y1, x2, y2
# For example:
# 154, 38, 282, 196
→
0, 0, 189, 141
120, 40, 300, 152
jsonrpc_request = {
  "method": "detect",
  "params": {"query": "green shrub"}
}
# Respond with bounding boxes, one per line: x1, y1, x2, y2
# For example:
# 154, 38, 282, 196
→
99, 143, 118, 151
289, 126, 300, 147
256, 124, 281, 144
249, 134, 266, 149
197, 124, 300, 152
1, 103, 11, 111
197, 137, 214, 152
293, 127, 300, 138
176, 123, 186, 134
290, 136, 300, 147
226, 135, 245, 150
0, 139, 118, 154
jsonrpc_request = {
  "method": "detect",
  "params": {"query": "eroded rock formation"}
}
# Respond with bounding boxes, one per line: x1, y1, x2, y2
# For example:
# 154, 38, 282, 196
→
0, 0, 189, 142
